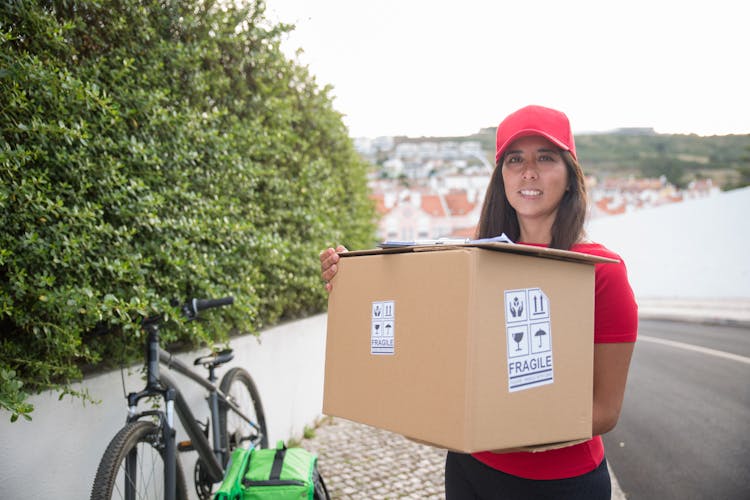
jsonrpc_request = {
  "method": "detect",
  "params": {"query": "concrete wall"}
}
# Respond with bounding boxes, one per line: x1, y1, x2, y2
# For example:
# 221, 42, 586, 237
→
0, 313, 328, 499
586, 186, 750, 300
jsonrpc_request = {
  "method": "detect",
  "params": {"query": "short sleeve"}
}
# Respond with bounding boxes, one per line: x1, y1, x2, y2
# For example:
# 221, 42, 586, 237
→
593, 257, 638, 343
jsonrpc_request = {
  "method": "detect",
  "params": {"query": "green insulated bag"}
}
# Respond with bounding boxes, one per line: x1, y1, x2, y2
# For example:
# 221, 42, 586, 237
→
214, 441, 329, 500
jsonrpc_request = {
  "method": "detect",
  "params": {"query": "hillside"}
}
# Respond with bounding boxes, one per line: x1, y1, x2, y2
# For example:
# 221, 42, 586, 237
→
391, 129, 750, 189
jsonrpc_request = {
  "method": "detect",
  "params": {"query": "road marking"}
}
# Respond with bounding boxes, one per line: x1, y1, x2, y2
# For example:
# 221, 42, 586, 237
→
639, 335, 750, 365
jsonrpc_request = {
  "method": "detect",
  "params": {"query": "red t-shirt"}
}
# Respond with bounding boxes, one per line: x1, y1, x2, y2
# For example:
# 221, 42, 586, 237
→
472, 242, 638, 480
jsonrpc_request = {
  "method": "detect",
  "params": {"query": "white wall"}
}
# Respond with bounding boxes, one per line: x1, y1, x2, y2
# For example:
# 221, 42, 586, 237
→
586, 186, 750, 300
0, 313, 328, 499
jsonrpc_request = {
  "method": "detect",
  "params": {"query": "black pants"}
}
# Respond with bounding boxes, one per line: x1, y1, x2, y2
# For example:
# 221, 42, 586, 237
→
445, 452, 611, 500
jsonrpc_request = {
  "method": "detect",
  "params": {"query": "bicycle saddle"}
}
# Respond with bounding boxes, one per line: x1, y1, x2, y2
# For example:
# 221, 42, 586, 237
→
194, 349, 234, 368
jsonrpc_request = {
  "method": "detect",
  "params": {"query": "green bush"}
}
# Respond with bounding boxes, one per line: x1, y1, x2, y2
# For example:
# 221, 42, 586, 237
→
0, 0, 376, 422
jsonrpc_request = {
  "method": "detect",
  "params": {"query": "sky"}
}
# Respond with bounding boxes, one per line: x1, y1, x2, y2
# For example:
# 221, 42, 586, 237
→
264, 0, 749, 139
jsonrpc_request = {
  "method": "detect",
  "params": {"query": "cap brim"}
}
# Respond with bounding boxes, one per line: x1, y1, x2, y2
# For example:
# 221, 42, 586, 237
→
495, 129, 571, 163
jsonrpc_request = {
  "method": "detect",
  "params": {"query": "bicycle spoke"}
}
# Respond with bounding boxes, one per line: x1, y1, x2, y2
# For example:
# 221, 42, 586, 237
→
90, 421, 186, 500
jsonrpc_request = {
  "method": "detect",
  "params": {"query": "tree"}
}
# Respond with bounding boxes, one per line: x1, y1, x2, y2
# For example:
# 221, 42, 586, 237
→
0, 0, 376, 421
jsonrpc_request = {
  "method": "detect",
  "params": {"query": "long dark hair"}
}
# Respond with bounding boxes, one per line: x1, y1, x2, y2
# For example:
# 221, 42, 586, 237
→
475, 151, 587, 250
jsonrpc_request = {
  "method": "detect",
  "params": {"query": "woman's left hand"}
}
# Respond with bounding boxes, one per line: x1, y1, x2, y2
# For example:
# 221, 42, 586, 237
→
319, 245, 348, 293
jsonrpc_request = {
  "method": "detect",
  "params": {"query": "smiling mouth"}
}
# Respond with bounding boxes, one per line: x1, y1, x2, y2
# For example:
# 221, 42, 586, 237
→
519, 189, 542, 197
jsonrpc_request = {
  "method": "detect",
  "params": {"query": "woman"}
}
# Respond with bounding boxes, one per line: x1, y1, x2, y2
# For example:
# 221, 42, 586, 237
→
320, 105, 638, 499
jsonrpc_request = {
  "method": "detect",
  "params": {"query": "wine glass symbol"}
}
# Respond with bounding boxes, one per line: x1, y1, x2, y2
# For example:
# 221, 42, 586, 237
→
512, 331, 524, 351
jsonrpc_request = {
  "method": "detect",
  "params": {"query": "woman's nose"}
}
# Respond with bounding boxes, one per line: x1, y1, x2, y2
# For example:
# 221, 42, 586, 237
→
521, 162, 539, 180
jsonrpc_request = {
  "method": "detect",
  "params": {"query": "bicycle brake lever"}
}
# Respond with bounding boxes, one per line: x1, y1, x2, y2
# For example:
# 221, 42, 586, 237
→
181, 299, 198, 321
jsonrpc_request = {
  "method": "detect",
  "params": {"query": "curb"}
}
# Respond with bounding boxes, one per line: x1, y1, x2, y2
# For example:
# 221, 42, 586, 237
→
639, 311, 750, 328
637, 298, 750, 328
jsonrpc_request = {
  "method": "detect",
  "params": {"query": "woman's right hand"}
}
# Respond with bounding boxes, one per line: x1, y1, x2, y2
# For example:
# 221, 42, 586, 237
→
320, 245, 348, 293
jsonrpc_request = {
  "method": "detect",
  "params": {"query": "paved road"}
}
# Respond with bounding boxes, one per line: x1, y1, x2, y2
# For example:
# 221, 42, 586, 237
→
602, 319, 750, 499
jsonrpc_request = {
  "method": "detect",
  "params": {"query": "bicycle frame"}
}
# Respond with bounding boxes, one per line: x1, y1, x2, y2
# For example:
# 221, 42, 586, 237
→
124, 315, 262, 500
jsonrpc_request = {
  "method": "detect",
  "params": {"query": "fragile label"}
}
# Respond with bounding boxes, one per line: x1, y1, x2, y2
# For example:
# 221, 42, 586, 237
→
505, 288, 553, 392
371, 300, 395, 355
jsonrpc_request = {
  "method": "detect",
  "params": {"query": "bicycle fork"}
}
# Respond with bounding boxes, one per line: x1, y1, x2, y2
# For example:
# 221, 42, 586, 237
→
125, 388, 178, 500
164, 387, 177, 500
124, 317, 180, 500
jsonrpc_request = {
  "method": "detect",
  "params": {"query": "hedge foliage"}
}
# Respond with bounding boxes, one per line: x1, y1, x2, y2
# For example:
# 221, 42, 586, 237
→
0, 0, 376, 421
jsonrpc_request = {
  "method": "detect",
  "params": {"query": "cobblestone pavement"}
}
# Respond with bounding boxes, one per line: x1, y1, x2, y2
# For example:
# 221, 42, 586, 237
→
299, 417, 447, 499
299, 417, 626, 500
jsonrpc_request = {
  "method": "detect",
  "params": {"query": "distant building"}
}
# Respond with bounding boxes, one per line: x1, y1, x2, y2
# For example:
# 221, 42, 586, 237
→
362, 134, 718, 240
371, 183, 484, 241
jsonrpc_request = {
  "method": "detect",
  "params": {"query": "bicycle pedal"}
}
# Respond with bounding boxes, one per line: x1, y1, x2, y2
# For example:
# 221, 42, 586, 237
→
177, 440, 195, 452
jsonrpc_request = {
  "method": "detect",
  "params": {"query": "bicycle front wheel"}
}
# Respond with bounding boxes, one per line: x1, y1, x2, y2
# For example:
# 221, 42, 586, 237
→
219, 367, 269, 454
90, 420, 188, 500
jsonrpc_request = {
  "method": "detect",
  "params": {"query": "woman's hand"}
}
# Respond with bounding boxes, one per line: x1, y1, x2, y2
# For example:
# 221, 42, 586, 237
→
320, 245, 348, 293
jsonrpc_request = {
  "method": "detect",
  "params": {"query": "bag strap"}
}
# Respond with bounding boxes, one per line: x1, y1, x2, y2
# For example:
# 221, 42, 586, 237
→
241, 442, 307, 488
269, 444, 287, 480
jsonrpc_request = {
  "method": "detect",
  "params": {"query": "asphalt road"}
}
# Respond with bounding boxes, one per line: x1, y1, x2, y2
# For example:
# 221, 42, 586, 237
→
603, 319, 750, 500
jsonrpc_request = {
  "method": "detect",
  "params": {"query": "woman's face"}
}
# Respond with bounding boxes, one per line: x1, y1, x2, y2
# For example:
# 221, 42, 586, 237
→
501, 136, 569, 235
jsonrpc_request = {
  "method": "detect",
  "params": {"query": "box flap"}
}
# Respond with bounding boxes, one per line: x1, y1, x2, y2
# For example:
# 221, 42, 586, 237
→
341, 242, 617, 265
405, 436, 590, 454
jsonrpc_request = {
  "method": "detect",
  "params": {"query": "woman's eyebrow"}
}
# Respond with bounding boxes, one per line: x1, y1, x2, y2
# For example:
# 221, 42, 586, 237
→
505, 148, 560, 155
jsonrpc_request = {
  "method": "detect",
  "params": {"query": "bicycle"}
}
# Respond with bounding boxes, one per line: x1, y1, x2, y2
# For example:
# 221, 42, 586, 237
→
90, 296, 268, 500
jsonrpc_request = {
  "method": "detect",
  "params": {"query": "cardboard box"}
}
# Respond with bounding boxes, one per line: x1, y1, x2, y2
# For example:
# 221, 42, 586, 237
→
323, 242, 616, 453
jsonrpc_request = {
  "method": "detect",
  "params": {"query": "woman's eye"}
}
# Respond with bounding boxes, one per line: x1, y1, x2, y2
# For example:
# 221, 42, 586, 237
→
538, 153, 559, 162
506, 155, 523, 164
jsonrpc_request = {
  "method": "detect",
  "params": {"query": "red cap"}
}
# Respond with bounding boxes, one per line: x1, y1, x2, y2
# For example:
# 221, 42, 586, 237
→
495, 105, 576, 163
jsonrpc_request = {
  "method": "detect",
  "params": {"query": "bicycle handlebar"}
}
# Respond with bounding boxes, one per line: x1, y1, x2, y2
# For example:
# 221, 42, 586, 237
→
181, 296, 234, 320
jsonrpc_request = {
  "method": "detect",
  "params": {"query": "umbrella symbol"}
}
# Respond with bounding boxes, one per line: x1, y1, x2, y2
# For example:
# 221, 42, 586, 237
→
534, 329, 547, 348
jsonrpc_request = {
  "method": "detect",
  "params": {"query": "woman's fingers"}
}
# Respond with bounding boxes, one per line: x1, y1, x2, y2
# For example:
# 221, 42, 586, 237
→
319, 248, 338, 272
322, 262, 338, 283
320, 246, 348, 293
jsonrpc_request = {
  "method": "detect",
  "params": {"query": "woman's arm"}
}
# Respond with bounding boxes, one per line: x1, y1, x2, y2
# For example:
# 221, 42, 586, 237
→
592, 341, 635, 435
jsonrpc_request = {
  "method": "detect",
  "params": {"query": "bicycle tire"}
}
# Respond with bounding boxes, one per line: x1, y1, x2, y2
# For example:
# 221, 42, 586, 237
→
314, 467, 331, 500
90, 420, 188, 500
219, 366, 269, 454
